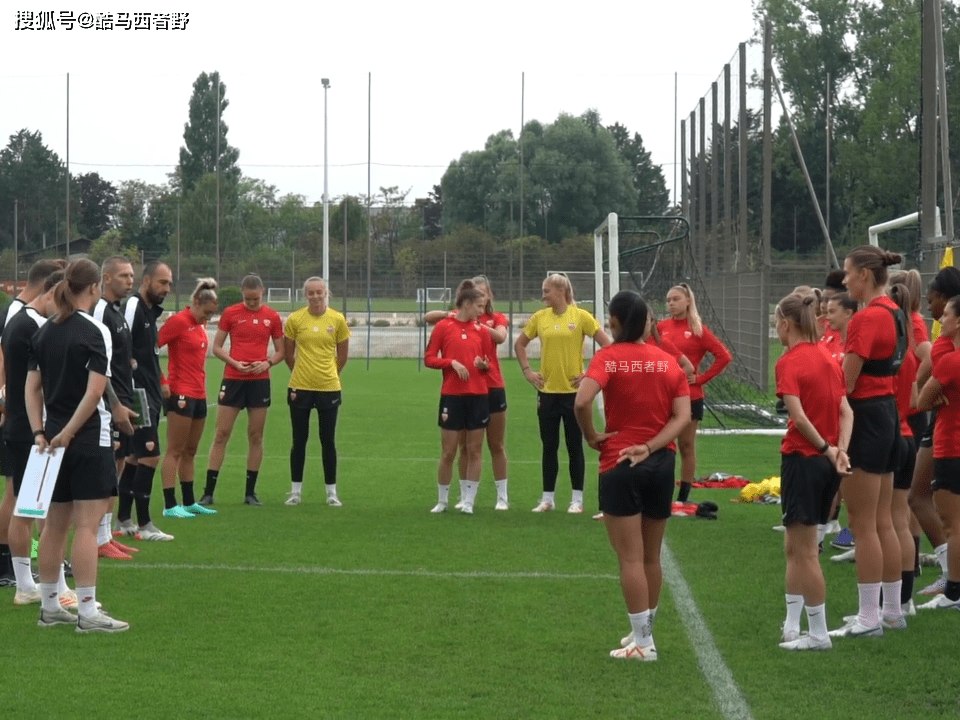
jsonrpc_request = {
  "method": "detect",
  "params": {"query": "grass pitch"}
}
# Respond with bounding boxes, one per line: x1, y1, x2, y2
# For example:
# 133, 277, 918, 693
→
1, 361, 958, 719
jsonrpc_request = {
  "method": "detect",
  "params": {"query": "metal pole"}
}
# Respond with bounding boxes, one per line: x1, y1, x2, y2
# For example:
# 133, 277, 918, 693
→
176, 203, 181, 310
934, 0, 954, 242
65, 72, 70, 258
826, 72, 831, 266
674, 72, 678, 207
13, 200, 17, 291
723, 64, 732, 272
710, 81, 719, 274
366, 72, 372, 369
762, 19, 773, 268
921, 0, 939, 246
519, 71, 525, 312
322, 78, 331, 284
738, 42, 748, 270
215, 73, 221, 286
343, 197, 348, 316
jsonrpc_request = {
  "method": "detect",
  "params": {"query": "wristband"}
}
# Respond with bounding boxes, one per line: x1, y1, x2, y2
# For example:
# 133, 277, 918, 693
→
521, 366, 530, 372
818, 441, 830, 454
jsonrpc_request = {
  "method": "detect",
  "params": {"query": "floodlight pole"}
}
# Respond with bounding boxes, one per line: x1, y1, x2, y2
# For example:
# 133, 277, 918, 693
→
322, 78, 331, 284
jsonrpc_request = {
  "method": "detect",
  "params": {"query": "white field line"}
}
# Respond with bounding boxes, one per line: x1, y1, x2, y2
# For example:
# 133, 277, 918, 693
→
661, 541, 755, 720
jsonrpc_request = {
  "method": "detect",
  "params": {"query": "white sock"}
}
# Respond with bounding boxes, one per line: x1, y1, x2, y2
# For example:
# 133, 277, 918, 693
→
57, 564, 69, 595
571, 489, 583, 505
12, 557, 36, 592
857, 582, 881, 627
40, 582, 60, 612
291, 481, 303, 495
76, 585, 97, 618
936, 543, 949, 573
784, 593, 804, 635
628, 610, 653, 648
458, 480, 467, 503
326, 483, 337, 498
97, 513, 112, 547
437, 484, 450, 505
882, 580, 903, 618
463, 481, 479, 507
542, 491, 555, 504
805, 603, 828, 640
495, 479, 508, 501
816, 524, 827, 544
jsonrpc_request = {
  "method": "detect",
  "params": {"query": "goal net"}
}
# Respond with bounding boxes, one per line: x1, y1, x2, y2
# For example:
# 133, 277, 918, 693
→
267, 287, 291, 304
416, 287, 452, 304
593, 213, 781, 429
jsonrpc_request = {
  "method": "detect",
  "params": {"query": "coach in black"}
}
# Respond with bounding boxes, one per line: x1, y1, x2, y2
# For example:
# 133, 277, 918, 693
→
118, 261, 174, 542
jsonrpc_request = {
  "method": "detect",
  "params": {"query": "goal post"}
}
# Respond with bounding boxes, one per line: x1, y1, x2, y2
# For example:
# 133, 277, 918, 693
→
267, 287, 291, 305
592, 212, 620, 335
416, 287, 452, 304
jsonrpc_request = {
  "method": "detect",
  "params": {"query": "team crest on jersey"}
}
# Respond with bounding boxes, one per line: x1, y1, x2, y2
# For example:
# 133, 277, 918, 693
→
264, 319, 271, 327
684, 330, 692, 338
253, 319, 259, 324
568, 323, 576, 331
327, 326, 335, 333
313, 327, 319, 332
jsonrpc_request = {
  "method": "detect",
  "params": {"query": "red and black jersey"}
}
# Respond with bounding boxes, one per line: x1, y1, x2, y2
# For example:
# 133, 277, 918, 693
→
584, 342, 690, 473
425, 317, 496, 396
933, 347, 960, 458
477, 312, 507, 389
656, 317, 731, 401
158, 307, 209, 399
776, 341, 846, 457
844, 296, 898, 399
219, 303, 283, 381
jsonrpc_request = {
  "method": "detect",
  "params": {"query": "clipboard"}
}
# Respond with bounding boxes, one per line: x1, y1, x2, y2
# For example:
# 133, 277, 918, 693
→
14, 446, 65, 519
132, 387, 151, 428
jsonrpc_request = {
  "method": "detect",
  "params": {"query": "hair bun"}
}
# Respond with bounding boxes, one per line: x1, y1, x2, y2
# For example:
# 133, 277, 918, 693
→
802, 295, 815, 306
883, 251, 903, 267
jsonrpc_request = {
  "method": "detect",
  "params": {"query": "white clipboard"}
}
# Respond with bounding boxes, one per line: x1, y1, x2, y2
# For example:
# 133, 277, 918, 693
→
14, 446, 65, 519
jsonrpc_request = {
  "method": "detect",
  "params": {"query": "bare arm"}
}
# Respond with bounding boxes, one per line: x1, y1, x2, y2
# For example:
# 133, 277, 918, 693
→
25, 369, 44, 449
842, 353, 865, 396
422, 310, 448, 325
592, 328, 612, 348
619, 395, 691, 466
574, 377, 616, 450
917, 376, 944, 412
486, 322, 508, 345
284, 337, 296, 371
514, 333, 543, 389
336, 339, 349, 374
212, 328, 242, 370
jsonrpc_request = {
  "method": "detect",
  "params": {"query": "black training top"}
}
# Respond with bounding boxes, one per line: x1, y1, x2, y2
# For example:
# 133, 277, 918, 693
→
93, 297, 135, 408
28, 311, 112, 448
123, 293, 164, 415
1, 306, 45, 444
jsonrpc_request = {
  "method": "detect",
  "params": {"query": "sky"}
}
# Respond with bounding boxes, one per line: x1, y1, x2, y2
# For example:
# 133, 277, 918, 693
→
1, 0, 760, 209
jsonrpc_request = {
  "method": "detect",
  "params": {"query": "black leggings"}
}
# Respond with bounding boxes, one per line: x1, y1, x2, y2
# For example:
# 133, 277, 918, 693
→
537, 392, 584, 492
289, 404, 339, 485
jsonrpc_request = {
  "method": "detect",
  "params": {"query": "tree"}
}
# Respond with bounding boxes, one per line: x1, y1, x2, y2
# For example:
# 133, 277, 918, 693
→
177, 71, 241, 195
413, 184, 443, 239
0, 129, 68, 251
115, 180, 174, 257
607, 122, 669, 215
76, 172, 118, 239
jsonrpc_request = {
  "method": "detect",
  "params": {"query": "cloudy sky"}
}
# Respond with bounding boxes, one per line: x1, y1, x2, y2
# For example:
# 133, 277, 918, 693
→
2, 0, 760, 207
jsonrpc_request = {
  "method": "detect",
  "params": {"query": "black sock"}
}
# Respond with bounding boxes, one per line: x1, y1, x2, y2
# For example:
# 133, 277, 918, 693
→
204, 469, 219, 497
945, 580, 960, 602
913, 535, 921, 577
117, 463, 137, 522
676, 482, 692, 503
181, 482, 195, 507
134, 464, 156, 526
245, 470, 259, 496
901, 570, 915, 604
163, 487, 178, 510
0, 544, 12, 576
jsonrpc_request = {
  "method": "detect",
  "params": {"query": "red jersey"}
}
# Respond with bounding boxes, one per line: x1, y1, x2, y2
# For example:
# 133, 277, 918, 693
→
819, 325, 845, 365
844, 296, 898, 399
656, 317, 732, 401
425, 317, 496, 396
158, 307, 209, 399
649, 333, 683, 360
478, 312, 507, 389
218, 303, 283, 381
776, 342, 846, 457
905, 311, 929, 418
932, 346, 960, 458
817, 315, 829, 338
585, 342, 690, 473
895, 350, 918, 437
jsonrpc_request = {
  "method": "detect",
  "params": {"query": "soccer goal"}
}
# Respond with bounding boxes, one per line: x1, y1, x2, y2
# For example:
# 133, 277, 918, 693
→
267, 287, 292, 305
416, 287, 452, 304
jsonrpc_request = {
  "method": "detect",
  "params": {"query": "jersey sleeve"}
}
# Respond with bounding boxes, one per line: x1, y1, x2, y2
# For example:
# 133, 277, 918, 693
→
85, 322, 111, 377
668, 360, 691, 398
844, 311, 876, 360
157, 312, 182, 348
696, 325, 732, 386
218, 306, 235, 333
658, 335, 683, 359
283, 313, 298, 341
269, 309, 284, 339
335, 314, 351, 343
522, 311, 539, 340
578, 309, 601, 337
933, 351, 960, 389
492, 312, 508, 330
912, 313, 930, 346
424, 322, 452, 369
775, 355, 798, 399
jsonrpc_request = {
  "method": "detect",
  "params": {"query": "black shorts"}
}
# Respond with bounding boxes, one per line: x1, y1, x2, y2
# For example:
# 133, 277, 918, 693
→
907, 412, 930, 444
112, 427, 133, 460
130, 409, 161, 459
488, 387, 507, 415
894, 434, 917, 491
690, 398, 705, 422
848, 396, 900, 474
0, 424, 10, 478
287, 388, 342, 411
438, 394, 489, 431
599, 449, 675, 520
918, 410, 937, 450
50, 444, 117, 503
780, 453, 842, 526
219, 378, 272, 409
537, 392, 576, 421
165, 394, 208, 420
933, 457, 960, 495
3, 438, 32, 497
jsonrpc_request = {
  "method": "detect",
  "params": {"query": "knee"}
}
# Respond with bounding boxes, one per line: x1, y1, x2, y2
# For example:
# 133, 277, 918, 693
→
248, 430, 264, 447
678, 437, 695, 456
212, 429, 231, 447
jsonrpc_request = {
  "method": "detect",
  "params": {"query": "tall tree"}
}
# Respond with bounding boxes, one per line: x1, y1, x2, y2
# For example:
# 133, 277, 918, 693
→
0, 129, 68, 250
177, 71, 241, 195
414, 184, 444, 239
76, 172, 118, 239
607, 122, 670, 215
116, 180, 174, 256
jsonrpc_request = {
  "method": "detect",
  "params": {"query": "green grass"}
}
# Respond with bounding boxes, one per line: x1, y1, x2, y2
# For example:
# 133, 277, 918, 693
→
1, 361, 957, 719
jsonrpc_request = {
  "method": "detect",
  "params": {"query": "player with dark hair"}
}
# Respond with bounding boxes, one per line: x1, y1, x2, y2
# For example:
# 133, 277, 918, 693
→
157, 279, 220, 518
773, 292, 852, 651
0, 258, 67, 586
26, 258, 129, 631
658, 283, 732, 503
574, 290, 690, 661
200, 275, 284, 506
830, 246, 906, 638
515, 273, 611, 514
118, 261, 174, 541
283, 277, 350, 507
425, 279, 496, 514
